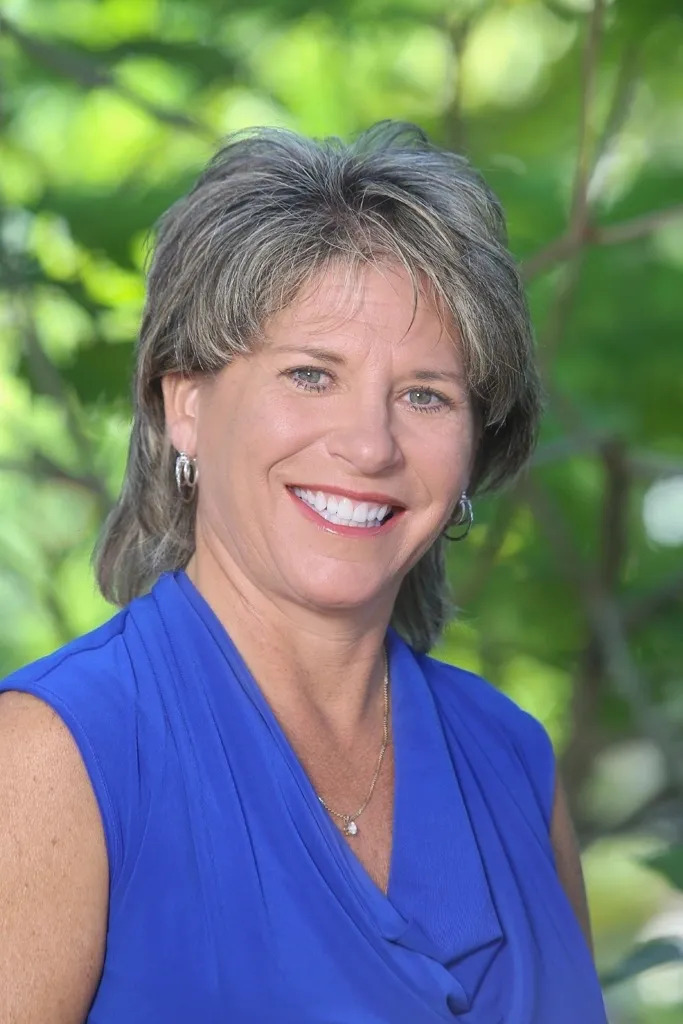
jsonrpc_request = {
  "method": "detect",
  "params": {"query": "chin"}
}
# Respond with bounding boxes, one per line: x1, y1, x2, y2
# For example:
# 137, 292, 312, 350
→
288, 572, 391, 616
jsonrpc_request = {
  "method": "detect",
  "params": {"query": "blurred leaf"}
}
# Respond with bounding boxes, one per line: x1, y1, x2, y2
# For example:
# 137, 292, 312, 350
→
17, 340, 135, 405
76, 37, 242, 86
645, 846, 683, 892
34, 183, 191, 268
600, 938, 683, 988
59, 340, 135, 405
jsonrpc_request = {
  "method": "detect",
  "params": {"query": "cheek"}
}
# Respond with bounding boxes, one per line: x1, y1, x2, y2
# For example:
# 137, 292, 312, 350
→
227, 394, 317, 470
408, 421, 475, 494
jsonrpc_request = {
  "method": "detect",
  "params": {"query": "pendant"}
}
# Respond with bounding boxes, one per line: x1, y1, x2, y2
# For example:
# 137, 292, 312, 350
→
344, 820, 358, 836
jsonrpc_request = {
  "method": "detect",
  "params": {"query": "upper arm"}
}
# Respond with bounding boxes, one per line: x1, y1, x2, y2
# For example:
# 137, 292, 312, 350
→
551, 773, 594, 956
0, 690, 109, 1024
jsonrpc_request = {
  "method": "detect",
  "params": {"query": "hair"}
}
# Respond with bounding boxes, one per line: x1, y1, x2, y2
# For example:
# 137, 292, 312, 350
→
94, 121, 542, 653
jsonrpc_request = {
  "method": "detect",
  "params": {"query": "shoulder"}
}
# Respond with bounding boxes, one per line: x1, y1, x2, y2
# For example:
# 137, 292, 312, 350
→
420, 652, 594, 950
0, 599, 161, 891
417, 651, 557, 830
0, 690, 109, 1021
1, 589, 168, 735
417, 649, 553, 753
4, 604, 132, 697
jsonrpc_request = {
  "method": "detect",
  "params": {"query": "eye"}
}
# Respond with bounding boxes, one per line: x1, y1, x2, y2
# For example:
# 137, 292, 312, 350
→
404, 388, 453, 413
284, 367, 332, 392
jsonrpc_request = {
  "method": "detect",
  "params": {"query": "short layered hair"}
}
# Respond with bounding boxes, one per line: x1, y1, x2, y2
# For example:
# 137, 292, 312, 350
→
95, 122, 542, 652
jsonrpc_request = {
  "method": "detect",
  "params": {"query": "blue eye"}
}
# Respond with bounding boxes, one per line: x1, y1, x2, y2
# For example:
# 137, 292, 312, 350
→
409, 389, 436, 406
405, 388, 451, 413
295, 369, 323, 385
286, 367, 330, 392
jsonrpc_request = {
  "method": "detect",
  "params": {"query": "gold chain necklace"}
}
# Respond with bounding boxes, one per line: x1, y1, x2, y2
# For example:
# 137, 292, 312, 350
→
317, 652, 390, 838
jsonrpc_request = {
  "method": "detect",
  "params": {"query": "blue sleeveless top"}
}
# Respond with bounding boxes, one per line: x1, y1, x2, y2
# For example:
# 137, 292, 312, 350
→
1, 572, 607, 1022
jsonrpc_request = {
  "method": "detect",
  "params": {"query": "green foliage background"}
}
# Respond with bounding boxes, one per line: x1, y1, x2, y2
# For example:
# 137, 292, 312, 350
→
1, 0, 682, 1019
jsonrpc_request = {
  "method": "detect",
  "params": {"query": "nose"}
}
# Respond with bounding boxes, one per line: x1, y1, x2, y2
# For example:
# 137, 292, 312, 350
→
324, 395, 403, 475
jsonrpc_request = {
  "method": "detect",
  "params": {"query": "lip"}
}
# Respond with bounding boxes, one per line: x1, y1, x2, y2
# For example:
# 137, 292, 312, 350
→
287, 484, 406, 509
287, 487, 405, 537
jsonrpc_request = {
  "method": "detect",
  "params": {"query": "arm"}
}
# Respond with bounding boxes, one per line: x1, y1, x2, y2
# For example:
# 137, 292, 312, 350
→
550, 772, 594, 955
0, 691, 109, 1023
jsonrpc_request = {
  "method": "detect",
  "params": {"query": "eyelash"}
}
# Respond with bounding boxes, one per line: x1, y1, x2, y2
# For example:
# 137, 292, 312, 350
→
283, 366, 456, 414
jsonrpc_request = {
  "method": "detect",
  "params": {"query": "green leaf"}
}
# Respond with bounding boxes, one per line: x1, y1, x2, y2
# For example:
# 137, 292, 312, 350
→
645, 846, 683, 892
35, 181, 193, 268
59, 341, 135, 405
57, 37, 241, 86
600, 938, 683, 988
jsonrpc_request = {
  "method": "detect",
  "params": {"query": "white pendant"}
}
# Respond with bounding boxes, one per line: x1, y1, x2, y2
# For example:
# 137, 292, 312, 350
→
344, 820, 358, 836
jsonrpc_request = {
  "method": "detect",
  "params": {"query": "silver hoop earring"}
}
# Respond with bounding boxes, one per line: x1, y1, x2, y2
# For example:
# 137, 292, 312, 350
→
175, 452, 198, 503
444, 492, 473, 542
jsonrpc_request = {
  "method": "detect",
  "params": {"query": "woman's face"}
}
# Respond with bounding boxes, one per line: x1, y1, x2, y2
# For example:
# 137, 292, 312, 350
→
164, 263, 476, 619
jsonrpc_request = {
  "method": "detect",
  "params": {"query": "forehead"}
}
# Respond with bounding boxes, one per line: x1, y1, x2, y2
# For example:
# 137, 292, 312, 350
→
264, 262, 461, 360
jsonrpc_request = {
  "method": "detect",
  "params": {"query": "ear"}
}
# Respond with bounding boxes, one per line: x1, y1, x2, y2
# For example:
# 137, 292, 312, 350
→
161, 373, 202, 456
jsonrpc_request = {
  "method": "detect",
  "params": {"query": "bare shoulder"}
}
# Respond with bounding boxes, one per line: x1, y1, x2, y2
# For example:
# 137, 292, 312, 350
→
0, 690, 108, 1024
550, 773, 594, 956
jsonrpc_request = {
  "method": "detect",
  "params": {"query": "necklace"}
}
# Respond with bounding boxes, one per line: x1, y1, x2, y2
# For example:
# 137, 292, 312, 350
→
317, 652, 390, 838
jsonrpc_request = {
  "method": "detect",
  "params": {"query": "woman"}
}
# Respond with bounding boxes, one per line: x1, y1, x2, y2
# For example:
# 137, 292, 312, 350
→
0, 123, 607, 1023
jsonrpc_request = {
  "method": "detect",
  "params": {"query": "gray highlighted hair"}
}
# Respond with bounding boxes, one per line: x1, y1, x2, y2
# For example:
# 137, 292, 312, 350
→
94, 121, 542, 652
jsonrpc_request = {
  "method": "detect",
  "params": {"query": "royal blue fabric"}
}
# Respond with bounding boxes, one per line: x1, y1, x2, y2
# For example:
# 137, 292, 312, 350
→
1, 571, 607, 1022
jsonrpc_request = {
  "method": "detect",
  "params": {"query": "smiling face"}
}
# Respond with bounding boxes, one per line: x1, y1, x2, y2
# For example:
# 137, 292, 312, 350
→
163, 263, 477, 622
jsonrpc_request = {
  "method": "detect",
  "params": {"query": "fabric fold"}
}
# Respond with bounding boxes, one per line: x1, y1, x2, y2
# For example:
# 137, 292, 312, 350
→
170, 572, 505, 1015
385, 629, 503, 983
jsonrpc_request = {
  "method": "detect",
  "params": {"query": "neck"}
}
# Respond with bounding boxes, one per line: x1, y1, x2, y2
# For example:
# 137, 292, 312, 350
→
184, 542, 393, 740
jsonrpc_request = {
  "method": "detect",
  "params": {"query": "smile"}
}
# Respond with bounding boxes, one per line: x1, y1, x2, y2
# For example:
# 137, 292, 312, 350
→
289, 486, 398, 529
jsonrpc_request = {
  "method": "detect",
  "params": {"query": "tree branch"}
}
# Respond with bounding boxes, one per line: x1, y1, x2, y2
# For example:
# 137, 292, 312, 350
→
0, 454, 111, 508
521, 204, 683, 280
599, 439, 630, 592
588, 36, 642, 196
523, 476, 683, 792
628, 449, 683, 480
597, 205, 683, 246
569, 0, 607, 236
521, 4, 679, 285
0, 14, 217, 140
531, 0, 607, 371
623, 572, 683, 631
559, 441, 631, 814
581, 784, 683, 847
440, 10, 476, 155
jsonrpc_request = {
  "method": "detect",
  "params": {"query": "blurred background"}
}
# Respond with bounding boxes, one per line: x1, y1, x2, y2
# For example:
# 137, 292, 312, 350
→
0, 0, 682, 1018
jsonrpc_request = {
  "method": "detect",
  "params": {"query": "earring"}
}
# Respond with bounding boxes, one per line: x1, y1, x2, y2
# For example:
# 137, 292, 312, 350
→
443, 492, 473, 541
175, 451, 198, 503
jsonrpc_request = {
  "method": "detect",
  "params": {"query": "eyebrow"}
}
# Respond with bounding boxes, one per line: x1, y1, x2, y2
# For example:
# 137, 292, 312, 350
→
275, 345, 346, 366
411, 369, 466, 386
273, 345, 466, 386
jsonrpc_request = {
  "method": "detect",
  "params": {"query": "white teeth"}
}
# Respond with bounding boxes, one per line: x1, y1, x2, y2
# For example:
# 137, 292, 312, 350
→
337, 497, 354, 519
291, 487, 395, 528
319, 509, 372, 527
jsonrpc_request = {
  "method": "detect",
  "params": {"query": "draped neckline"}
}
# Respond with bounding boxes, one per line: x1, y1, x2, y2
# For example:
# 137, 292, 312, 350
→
168, 570, 503, 1007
